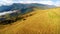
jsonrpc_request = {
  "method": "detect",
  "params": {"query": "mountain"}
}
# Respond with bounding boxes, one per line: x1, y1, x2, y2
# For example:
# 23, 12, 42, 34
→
0, 3, 56, 12
0, 5, 12, 12
30, 3, 56, 9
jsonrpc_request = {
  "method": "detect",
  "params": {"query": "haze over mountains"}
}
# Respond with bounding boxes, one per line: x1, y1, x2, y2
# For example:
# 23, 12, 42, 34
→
0, 3, 56, 12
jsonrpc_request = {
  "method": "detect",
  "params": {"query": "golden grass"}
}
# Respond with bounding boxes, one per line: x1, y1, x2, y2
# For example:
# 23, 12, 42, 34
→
0, 8, 60, 34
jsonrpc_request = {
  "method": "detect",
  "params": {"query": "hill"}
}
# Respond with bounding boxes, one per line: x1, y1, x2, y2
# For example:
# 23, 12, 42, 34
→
0, 3, 55, 12
0, 8, 60, 34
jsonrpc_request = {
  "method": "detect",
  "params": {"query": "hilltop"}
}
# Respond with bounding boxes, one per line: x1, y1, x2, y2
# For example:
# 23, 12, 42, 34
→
0, 8, 60, 34
0, 3, 55, 12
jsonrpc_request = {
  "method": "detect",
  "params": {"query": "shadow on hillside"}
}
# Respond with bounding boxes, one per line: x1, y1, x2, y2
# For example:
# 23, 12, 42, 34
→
0, 14, 33, 25
0, 13, 34, 29
0, 17, 23, 25
0, 17, 24, 29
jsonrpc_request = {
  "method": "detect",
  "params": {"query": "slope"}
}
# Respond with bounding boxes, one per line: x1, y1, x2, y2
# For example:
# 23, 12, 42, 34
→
0, 3, 55, 12
0, 8, 60, 34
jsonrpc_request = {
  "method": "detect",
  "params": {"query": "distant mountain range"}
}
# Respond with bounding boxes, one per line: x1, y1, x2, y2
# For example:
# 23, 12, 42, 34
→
0, 3, 56, 12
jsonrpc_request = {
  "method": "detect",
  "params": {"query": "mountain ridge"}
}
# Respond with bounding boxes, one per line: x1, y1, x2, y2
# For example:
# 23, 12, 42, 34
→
0, 3, 56, 12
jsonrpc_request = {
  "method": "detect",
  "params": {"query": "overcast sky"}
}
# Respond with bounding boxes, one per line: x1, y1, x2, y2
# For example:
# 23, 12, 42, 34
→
0, 0, 60, 6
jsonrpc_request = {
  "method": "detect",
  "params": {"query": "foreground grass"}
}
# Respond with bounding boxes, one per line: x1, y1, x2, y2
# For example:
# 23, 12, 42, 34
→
0, 8, 60, 34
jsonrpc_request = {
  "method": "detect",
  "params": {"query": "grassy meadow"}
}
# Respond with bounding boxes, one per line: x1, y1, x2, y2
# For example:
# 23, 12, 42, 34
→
0, 8, 60, 34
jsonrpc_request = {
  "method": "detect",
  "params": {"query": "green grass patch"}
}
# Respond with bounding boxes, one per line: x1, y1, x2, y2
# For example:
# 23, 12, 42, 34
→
48, 11, 60, 19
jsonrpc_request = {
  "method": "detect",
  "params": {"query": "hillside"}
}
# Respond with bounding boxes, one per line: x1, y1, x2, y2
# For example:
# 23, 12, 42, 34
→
0, 8, 60, 34
0, 3, 55, 12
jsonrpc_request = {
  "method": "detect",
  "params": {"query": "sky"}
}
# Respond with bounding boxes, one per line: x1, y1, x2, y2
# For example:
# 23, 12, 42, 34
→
0, 0, 60, 6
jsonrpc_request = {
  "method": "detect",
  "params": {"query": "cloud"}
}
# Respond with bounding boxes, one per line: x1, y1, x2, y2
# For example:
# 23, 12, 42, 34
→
39, 1, 54, 5
54, 1, 60, 6
0, 0, 13, 6
0, 0, 60, 6
20, 1, 54, 5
